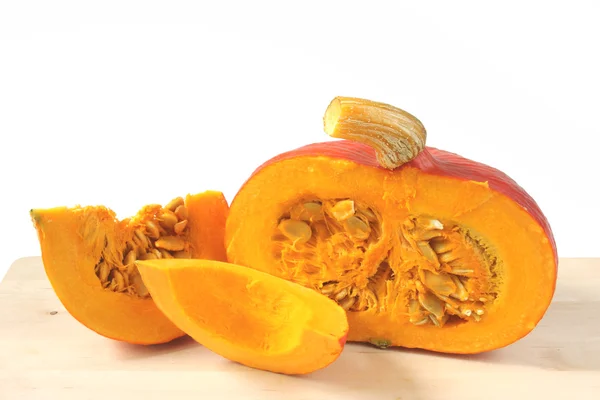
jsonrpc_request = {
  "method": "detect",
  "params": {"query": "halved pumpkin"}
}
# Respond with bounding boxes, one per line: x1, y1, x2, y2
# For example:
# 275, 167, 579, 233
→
30, 190, 229, 345
135, 258, 349, 375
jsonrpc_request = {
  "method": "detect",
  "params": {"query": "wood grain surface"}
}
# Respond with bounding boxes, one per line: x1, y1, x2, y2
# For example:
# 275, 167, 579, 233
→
1, 256, 599, 400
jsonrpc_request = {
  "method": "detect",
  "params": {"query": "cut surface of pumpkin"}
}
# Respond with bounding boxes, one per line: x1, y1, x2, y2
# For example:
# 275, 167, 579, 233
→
225, 97, 558, 354
135, 258, 349, 375
30, 190, 229, 345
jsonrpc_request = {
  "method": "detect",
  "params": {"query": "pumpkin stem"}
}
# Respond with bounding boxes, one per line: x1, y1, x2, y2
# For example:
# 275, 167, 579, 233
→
323, 96, 427, 169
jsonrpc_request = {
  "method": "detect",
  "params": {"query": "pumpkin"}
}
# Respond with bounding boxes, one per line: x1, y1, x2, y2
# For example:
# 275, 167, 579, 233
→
30, 190, 229, 345
135, 258, 349, 375
224, 97, 558, 354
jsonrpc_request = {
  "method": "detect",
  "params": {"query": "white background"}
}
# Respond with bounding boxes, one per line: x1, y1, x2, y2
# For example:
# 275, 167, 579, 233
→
1, 1, 598, 280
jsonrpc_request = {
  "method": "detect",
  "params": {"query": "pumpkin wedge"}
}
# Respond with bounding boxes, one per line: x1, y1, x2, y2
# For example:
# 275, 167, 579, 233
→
30, 190, 229, 345
225, 97, 558, 354
135, 258, 349, 375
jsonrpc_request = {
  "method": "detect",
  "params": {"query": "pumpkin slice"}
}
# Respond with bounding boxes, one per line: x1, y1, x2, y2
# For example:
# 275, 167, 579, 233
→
30, 190, 229, 345
135, 258, 349, 375
225, 97, 558, 354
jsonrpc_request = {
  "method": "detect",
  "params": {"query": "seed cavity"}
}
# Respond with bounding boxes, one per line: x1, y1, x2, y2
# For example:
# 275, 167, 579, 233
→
92, 196, 191, 298
272, 199, 499, 327
401, 215, 498, 327
274, 197, 385, 313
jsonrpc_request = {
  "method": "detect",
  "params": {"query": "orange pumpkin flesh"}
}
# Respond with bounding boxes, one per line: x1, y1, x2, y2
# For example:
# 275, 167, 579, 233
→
135, 258, 349, 375
224, 98, 558, 354
30, 190, 229, 345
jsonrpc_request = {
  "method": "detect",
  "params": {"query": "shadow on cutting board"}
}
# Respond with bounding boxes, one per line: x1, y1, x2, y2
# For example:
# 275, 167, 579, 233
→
111, 335, 198, 361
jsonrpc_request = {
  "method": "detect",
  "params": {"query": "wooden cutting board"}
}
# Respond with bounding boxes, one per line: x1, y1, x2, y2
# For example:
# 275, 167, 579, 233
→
1, 257, 599, 400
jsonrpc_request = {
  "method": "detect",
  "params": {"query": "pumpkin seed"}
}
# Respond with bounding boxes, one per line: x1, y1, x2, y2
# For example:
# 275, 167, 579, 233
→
334, 288, 348, 301
174, 220, 188, 235
429, 314, 441, 327
416, 217, 443, 230
131, 274, 149, 298
450, 268, 474, 276
418, 290, 444, 319
408, 299, 420, 315
145, 221, 160, 239
321, 282, 337, 295
278, 219, 312, 243
417, 241, 439, 266
121, 269, 130, 288
435, 293, 459, 309
165, 197, 184, 212
330, 199, 355, 221
439, 251, 459, 263
174, 205, 188, 221
125, 240, 136, 253
362, 208, 377, 221
158, 211, 178, 231
344, 216, 370, 240
430, 239, 454, 254
413, 229, 444, 241
339, 296, 357, 310
160, 249, 173, 259
139, 252, 158, 260
135, 246, 145, 258
445, 303, 461, 316
450, 275, 469, 301
413, 317, 430, 325
415, 279, 426, 293
173, 250, 191, 259
403, 219, 415, 230
134, 229, 149, 249
422, 270, 456, 296
155, 235, 186, 251
98, 262, 110, 283
301, 202, 323, 221
126, 263, 137, 277
123, 250, 136, 266
151, 248, 163, 259
112, 270, 125, 292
